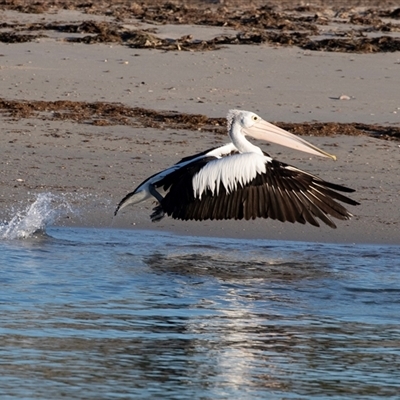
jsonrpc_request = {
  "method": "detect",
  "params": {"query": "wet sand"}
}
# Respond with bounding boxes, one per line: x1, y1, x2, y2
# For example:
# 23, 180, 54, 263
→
1, 1, 399, 244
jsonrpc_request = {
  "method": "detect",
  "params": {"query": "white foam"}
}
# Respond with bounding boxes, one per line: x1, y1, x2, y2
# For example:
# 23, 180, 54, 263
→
0, 193, 74, 240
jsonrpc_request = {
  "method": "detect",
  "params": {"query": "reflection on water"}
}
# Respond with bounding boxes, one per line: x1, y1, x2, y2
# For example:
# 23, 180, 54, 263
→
1, 227, 400, 399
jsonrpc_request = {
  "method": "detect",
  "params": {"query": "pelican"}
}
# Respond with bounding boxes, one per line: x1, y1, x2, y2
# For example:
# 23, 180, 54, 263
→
115, 110, 359, 228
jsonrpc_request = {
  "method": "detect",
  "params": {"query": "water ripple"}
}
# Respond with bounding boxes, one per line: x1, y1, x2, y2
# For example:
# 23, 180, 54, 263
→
0, 223, 400, 398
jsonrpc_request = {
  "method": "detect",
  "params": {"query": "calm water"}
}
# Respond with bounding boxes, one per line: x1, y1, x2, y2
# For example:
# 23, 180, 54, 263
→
0, 195, 400, 399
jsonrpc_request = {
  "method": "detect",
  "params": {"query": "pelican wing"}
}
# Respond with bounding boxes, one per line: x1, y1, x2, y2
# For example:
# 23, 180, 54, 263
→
155, 155, 359, 228
114, 143, 238, 215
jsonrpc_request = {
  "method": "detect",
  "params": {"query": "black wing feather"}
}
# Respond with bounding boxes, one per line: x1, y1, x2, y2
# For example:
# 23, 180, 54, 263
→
157, 157, 359, 229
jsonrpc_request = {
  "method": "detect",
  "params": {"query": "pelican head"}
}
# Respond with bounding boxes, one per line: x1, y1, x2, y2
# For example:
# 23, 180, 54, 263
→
227, 109, 336, 160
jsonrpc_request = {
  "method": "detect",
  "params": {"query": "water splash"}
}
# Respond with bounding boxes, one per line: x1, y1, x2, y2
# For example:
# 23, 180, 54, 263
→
0, 193, 74, 240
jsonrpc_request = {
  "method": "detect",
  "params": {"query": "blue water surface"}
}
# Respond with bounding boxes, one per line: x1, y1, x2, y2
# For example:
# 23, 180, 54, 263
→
1, 225, 400, 400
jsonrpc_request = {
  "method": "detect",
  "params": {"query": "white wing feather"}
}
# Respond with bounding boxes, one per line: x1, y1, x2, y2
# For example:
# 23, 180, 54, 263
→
192, 153, 271, 199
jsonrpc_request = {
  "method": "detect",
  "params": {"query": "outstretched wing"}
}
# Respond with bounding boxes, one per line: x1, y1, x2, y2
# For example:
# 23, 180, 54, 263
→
156, 154, 359, 228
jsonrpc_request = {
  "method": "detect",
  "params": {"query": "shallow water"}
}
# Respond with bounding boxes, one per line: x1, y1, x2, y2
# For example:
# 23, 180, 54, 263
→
1, 196, 400, 399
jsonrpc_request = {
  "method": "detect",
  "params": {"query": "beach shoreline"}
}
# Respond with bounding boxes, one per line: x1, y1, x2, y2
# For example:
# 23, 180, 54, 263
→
1, 1, 399, 244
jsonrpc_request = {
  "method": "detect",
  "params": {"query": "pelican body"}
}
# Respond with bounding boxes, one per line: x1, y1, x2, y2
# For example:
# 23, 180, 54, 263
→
115, 110, 359, 228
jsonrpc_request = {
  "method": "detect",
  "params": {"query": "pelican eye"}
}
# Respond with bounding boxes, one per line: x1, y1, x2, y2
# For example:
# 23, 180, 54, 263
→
252, 115, 258, 121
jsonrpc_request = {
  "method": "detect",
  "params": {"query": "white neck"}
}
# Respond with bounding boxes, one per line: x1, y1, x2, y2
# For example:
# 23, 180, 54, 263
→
229, 121, 263, 155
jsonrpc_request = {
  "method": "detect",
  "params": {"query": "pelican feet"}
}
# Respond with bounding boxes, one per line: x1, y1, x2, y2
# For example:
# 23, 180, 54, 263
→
150, 205, 165, 222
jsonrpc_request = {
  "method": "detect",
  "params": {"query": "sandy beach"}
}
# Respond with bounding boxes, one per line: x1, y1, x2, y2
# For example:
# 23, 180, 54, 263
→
1, 0, 400, 244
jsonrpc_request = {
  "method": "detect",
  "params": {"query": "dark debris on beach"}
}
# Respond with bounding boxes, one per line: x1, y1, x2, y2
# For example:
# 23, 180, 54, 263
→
1, 98, 399, 141
0, 0, 399, 52
1, 1, 399, 140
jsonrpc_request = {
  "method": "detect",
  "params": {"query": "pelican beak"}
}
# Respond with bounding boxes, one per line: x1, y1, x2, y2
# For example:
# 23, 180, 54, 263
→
243, 119, 337, 160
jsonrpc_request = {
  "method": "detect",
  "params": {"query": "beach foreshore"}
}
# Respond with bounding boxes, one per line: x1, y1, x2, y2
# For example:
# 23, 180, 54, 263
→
1, 1, 399, 244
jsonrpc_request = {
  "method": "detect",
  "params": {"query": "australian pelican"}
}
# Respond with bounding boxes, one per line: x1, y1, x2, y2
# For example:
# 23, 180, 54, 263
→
115, 110, 359, 228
